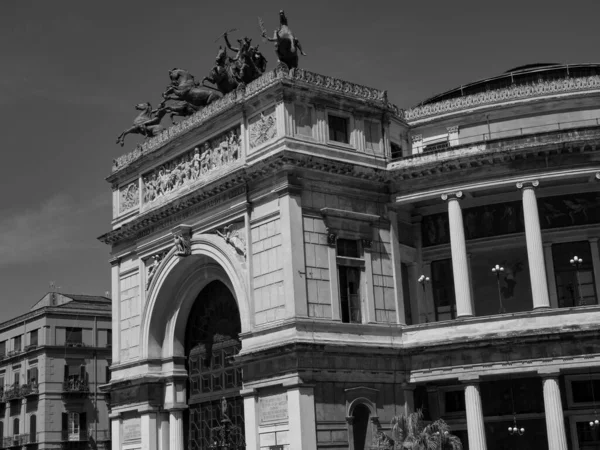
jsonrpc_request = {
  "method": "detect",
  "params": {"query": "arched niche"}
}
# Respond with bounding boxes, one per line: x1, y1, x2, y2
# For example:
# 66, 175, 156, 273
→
141, 234, 250, 361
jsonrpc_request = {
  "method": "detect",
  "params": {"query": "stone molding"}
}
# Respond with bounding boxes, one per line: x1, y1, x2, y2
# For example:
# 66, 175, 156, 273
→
405, 75, 600, 121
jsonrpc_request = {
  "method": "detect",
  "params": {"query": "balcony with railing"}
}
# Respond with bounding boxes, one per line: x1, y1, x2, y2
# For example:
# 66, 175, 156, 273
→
61, 429, 89, 443
3, 384, 22, 402
2, 434, 32, 448
62, 378, 89, 398
20, 382, 39, 398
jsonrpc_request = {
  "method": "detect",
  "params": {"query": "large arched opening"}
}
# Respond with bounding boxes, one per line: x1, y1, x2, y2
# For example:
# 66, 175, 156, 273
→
184, 279, 245, 450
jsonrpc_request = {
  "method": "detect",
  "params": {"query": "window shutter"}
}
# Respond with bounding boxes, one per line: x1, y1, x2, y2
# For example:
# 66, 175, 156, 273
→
64, 365, 69, 381
61, 413, 68, 432
79, 412, 86, 437
80, 365, 86, 382
31, 368, 38, 384
29, 415, 36, 436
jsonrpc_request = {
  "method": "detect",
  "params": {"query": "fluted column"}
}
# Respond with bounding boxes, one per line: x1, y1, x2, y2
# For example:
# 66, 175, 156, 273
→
464, 383, 487, 450
442, 191, 473, 317
542, 376, 568, 450
169, 410, 184, 450
517, 181, 550, 309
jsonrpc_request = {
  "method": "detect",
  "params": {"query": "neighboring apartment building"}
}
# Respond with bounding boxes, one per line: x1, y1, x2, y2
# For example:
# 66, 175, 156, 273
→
101, 61, 600, 450
0, 292, 112, 450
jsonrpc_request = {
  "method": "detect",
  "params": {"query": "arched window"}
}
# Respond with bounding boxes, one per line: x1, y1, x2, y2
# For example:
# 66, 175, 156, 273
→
13, 418, 19, 436
352, 404, 371, 450
29, 415, 36, 441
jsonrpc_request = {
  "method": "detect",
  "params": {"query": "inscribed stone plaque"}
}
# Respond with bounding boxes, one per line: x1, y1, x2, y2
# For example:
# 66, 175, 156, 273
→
259, 393, 288, 424
123, 417, 141, 442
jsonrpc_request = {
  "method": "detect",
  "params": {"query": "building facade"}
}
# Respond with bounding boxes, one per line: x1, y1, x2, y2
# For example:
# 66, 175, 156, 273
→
0, 292, 112, 449
101, 63, 600, 450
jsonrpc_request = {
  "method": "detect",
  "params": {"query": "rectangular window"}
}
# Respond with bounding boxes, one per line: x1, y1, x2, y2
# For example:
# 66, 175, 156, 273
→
338, 266, 361, 323
294, 104, 312, 137
328, 114, 349, 144
65, 328, 83, 346
444, 390, 466, 413
66, 411, 85, 441
571, 379, 600, 404
401, 263, 412, 325
13, 372, 19, 387
336, 239, 360, 258
27, 367, 38, 385
29, 330, 38, 348
576, 420, 600, 445
552, 241, 597, 307
364, 120, 381, 152
0, 341, 5, 357
13, 336, 21, 352
391, 142, 403, 160
431, 259, 457, 321
107, 330, 112, 348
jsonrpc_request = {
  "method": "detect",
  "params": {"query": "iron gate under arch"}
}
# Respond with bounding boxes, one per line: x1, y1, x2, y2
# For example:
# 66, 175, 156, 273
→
185, 280, 245, 450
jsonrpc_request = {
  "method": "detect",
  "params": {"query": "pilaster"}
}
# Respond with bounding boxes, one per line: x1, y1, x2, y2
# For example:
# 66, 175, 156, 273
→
243, 392, 260, 450
363, 241, 376, 323
279, 189, 308, 317
327, 231, 341, 321
111, 415, 122, 450
389, 211, 407, 325
315, 105, 327, 142
517, 180, 550, 309
158, 412, 169, 450
442, 191, 473, 317
110, 258, 121, 363
287, 386, 317, 450
141, 412, 158, 450
169, 409, 184, 450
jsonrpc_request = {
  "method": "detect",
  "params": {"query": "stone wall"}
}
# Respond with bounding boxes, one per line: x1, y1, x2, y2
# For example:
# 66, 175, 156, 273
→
252, 217, 285, 325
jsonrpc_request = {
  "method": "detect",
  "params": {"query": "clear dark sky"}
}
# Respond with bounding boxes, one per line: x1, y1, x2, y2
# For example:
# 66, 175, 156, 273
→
0, 0, 598, 318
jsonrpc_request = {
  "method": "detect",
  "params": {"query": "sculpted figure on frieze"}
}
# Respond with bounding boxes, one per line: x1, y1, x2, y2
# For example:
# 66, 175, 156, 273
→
142, 128, 242, 204
259, 10, 306, 70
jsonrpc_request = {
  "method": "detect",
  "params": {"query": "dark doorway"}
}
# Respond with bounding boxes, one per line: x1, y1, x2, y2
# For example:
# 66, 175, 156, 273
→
185, 280, 245, 450
352, 404, 371, 450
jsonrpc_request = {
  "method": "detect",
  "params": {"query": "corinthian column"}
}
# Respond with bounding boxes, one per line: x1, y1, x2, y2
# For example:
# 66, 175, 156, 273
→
169, 409, 184, 450
464, 382, 487, 450
442, 191, 473, 317
542, 375, 568, 450
517, 181, 550, 309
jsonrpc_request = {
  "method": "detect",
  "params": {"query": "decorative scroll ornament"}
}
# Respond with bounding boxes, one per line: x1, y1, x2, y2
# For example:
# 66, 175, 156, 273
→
326, 228, 337, 247
172, 225, 192, 257
216, 223, 246, 257
146, 252, 167, 290
142, 127, 241, 205
249, 109, 276, 148
119, 182, 139, 213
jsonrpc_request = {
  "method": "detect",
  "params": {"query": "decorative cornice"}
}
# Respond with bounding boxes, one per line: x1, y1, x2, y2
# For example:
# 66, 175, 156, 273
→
111, 68, 401, 175
405, 75, 600, 122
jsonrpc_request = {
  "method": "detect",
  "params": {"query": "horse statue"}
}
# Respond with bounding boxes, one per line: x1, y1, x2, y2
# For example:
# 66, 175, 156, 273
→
116, 102, 166, 147
225, 33, 268, 84
202, 46, 240, 95
159, 68, 222, 109
203, 32, 268, 95
157, 101, 200, 125
259, 10, 306, 69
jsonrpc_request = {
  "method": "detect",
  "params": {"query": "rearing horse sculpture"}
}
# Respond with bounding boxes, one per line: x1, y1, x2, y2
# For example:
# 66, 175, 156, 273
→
202, 46, 240, 95
259, 10, 306, 69
159, 68, 221, 109
116, 102, 166, 147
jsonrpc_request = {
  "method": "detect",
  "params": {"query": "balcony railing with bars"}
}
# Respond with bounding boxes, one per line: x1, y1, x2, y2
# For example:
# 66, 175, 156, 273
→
65, 341, 86, 348
2, 434, 33, 448
3, 384, 22, 401
62, 378, 89, 396
24, 344, 37, 352
61, 430, 89, 442
20, 383, 39, 397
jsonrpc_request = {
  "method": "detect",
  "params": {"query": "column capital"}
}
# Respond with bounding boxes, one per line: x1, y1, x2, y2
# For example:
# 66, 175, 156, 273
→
447, 125, 459, 133
441, 191, 463, 201
596, 172, 600, 181
516, 180, 540, 190
411, 134, 423, 143
538, 368, 562, 378
459, 375, 481, 384
543, 242, 553, 249
590, 237, 599, 244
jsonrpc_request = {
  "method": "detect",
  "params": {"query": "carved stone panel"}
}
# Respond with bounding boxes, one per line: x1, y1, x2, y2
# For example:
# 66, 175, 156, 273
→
216, 221, 246, 257
141, 126, 241, 205
119, 181, 139, 214
249, 107, 277, 149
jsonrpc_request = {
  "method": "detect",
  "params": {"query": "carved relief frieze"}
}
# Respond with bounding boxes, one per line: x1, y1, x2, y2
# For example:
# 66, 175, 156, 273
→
119, 181, 139, 214
215, 222, 246, 257
141, 127, 241, 205
248, 108, 277, 149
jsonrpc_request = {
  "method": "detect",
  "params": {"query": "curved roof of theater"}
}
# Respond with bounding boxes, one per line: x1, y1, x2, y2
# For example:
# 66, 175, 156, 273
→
418, 63, 600, 105
404, 63, 600, 122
